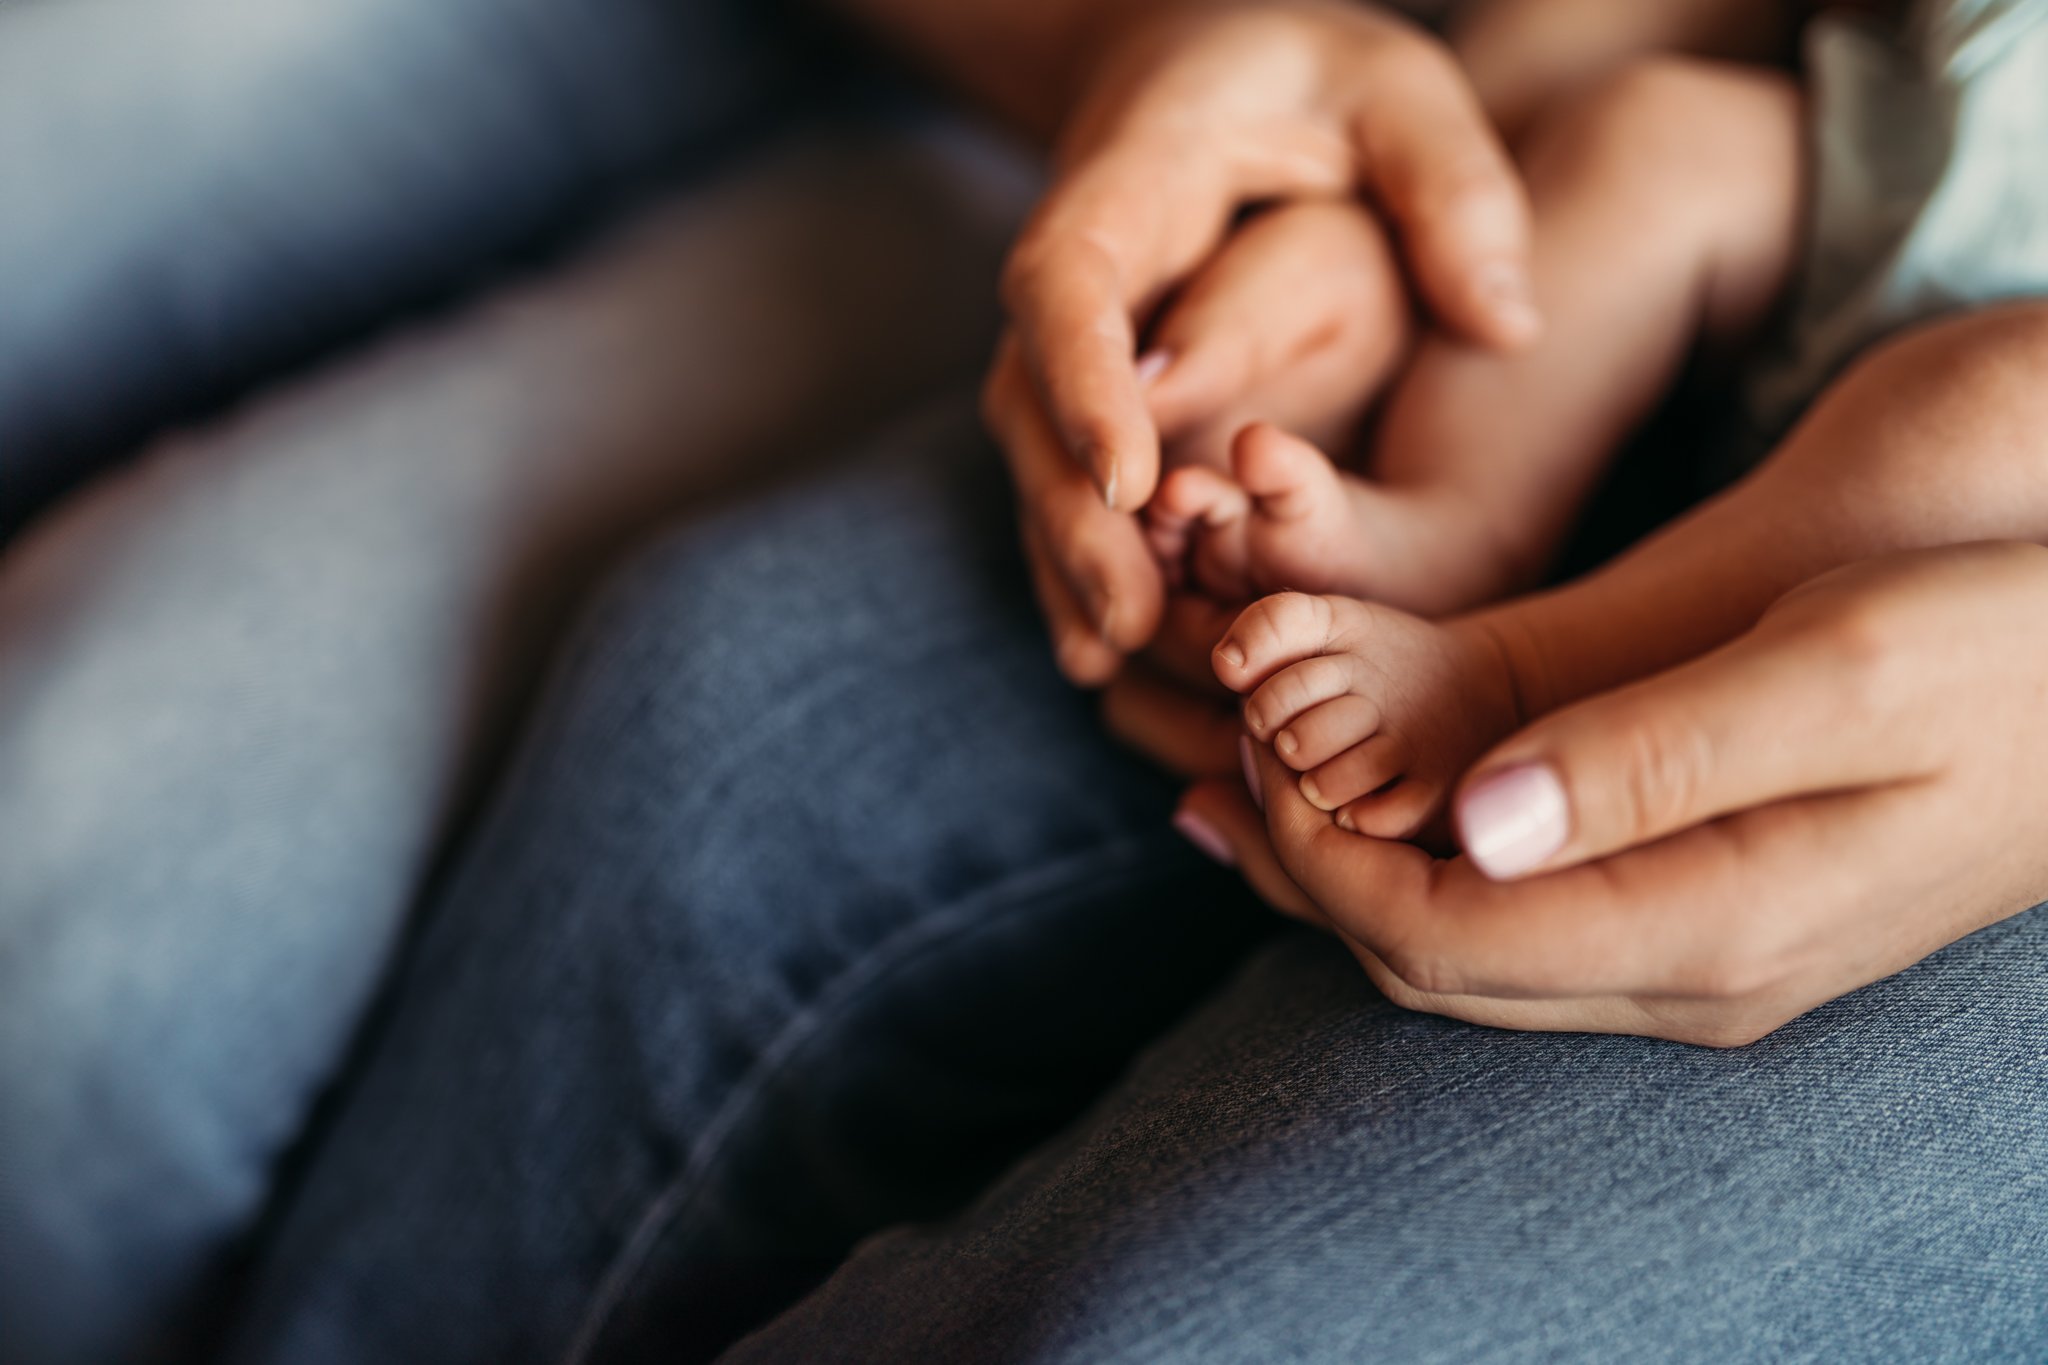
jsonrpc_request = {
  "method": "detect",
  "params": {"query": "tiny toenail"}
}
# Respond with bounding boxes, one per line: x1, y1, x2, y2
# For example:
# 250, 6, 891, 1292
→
1217, 640, 1246, 670
1276, 729, 1299, 758
1300, 774, 1331, 811
1335, 807, 1358, 833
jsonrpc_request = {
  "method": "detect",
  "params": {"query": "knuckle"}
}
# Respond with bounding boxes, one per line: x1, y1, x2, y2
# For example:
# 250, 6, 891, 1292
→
1405, 160, 1513, 225
1673, 921, 1788, 1004
1805, 599, 1913, 724
1044, 512, 1108, 586
1378, 945, 1460, 1000
1613, 714, 1714, 842
998, 235, 1056, 315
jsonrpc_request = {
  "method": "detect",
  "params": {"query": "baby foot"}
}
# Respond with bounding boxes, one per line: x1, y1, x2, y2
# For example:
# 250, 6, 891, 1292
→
1212, 590, 1526, 840
1150, 423, 1551, 617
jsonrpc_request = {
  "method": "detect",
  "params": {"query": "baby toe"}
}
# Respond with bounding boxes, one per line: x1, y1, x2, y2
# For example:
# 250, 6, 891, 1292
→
1214, 591, 1345, 691
1242, 654, 1362, 742
1299, 733, 1410, 812
1337, 776, 1441, 842
1273, 695, 1383, 771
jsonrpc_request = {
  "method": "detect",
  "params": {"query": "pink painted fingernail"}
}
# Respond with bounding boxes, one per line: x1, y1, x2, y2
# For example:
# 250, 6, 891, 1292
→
1136, 349, 1173, 387
1174, 809, 1236, 867
1239, 735, 1264, 811
1458, 763, 1569, 880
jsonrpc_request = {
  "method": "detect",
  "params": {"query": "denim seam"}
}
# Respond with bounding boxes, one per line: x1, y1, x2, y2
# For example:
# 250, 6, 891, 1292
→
558, 829, 1187, 1365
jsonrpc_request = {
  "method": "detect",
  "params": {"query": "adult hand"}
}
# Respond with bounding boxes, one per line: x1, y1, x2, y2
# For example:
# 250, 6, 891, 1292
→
986, 0, 1535, 685
1178, 544, 2048, 1046
1100, 592, 1246, 778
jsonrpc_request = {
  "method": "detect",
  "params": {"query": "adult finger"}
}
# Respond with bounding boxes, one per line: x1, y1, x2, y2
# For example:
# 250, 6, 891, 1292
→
1249, 727, 1914, 1005
1176, 776, 1326, 926
1451, 615, 1934, 881
1145, 592, 1244, 694
1003, 102, 1363, 512
985, 339, 1167, 670
1102, 666, 1242, 779
1000, 150, 1197, 513
1352, 38, 1539, 349
1188, 751, 1658, 1026
1023, 520, 1122, 688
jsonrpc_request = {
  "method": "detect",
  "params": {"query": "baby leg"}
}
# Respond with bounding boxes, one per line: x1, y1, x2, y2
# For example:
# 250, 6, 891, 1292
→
1339, 57, 1803, 615
1491, 299, 2048, 716
1215, 301, 2048, 841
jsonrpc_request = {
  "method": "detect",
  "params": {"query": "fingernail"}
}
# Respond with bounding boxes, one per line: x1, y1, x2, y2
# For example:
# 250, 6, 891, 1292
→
1239, 736, 1264, 811
1334, 806, 1357, 833
1477, 263, 1542, 342
1174, 809, 1236, 867
1275, 729, 1299, 759
1136, 349, 1173, 387
1300, 773, 1332, 812
1103, 462, 1121, 513
1458, 763, 1569, 880
1217, 640, 1246, 670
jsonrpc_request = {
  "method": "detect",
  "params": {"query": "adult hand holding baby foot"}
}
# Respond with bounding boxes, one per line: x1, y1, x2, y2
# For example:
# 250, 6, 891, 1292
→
1180, 544, 2048, 1047
985, 0, 1537, 687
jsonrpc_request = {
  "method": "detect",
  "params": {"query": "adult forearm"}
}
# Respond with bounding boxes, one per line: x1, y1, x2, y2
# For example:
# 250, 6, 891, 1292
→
821, 0, 1191, 140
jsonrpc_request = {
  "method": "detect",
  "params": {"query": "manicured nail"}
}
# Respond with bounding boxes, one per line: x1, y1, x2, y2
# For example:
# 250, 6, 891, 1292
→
1174, 809, 1236, 867
1239, 736, 1264, 811
1458, 763, 1569, 880
1477, 263, 1542, 343
1217, 640, 1246, 669
1135, 349, 1173, 387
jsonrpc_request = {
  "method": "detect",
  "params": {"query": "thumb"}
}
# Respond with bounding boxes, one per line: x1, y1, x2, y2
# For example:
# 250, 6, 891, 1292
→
1452, 624, 1924, 880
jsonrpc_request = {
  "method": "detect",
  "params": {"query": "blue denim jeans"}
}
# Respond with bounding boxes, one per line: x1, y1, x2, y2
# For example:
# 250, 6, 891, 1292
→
0, 2, 1025, 1358
0, 0, 806, 537
223, 403, 2048, 1363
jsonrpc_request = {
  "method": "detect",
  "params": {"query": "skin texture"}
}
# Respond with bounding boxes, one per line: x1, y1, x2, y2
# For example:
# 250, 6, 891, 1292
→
1169, 296, 2048, 1044
1147, 58, 1804, 619
918, 0, 2048, 1045
979, 0, 1540, 687
1183, 541, 2048, 1048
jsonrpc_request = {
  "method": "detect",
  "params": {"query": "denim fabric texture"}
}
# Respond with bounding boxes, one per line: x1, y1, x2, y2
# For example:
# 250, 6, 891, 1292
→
0, 0, 809, 537
5, 0, 2047, 1360
0, 0, 1024, 1352
221, 409, 1271, 1364
225, 405, 2048, 1364
731, 912, 2048, 1363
